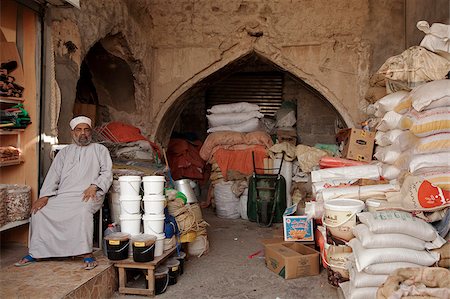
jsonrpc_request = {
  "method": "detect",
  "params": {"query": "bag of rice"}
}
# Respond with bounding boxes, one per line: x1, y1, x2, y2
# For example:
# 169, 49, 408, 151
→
357, 210, 439, 241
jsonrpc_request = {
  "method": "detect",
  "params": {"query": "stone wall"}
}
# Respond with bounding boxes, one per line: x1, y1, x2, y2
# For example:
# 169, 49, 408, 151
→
46, 0, 449, 145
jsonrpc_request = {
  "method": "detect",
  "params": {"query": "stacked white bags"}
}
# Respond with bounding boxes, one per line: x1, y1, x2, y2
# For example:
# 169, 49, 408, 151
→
374, 91, 416, 180
341, 210, 444, 299
403, 80, 450, 190
141, 176, 166, 257
206, 102, 263, 133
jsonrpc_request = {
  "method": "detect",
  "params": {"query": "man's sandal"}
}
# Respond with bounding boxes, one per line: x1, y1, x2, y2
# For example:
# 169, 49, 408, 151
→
83, 257, 97, 270
14, 254, 36, 267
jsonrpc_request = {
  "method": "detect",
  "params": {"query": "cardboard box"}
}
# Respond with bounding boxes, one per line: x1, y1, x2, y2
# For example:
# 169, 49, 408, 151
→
336, 128, 375, 162
283, 204, 314, 242
264, 242, 320, 279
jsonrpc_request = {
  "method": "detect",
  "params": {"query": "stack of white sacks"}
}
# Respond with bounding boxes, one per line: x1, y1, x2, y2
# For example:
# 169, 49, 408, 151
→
206, 102, 264, 133
307, 165, 400, 288
373, 80, 450, 188
206, 102, 264, 219
340, 210, 444, 299
403, 80, 450, 189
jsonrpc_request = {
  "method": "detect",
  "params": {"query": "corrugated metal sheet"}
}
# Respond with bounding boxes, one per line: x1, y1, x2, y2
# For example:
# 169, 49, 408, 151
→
206, 72, 283, 116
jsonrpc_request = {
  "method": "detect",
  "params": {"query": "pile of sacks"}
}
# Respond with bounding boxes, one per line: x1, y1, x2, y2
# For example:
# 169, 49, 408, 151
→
206, 102, 263, 133
373, 80, 450, 188
340, 210, 445, 299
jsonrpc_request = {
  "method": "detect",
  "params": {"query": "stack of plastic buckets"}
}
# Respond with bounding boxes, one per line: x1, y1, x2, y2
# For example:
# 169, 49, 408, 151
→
118, 176, 142, 238
142, 176, 166, 257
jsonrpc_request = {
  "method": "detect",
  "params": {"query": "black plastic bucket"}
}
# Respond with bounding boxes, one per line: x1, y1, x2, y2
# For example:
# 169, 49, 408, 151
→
155, 266, 169, 295
104, 232, 130, 260
164, 258, 180, 285
132, 234, 156, 262
174, 251, 186, 275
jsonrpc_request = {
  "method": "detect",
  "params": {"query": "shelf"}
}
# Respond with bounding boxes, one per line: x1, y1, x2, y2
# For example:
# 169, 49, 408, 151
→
0, 96, 24, 104
0, 158, 23, 167
0, 218, 29, 232
0, 128, 24, 135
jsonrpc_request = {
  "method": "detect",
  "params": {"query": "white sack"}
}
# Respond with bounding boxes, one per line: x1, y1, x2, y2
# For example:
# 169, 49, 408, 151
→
207, 111, 264, 127
357, 210, 440, 242
374, 91, 409, 117
375, 129, 403, 146
275, 108, 296, 127
348, 238, 440, 272
417, 21, 450, 60
410, 79, 450, 112
207, 102, 260, 114
340, 281, 377, 299
352, 223, 445, 250
405, 107, 450, 137
319, 184, 400, 202
379, 163, 401, 180
349, 265, 388, 288
376, 111, 404, 132
207, 117, 260, 133
311, 165, 380, 183
363, 261, 424, 275
409, 152, 450, 173
214, 182, 240, 219
239, 188, 248, 220
312, 179, 359, 195
414, 132, 450, 154
374, 145, 401, 164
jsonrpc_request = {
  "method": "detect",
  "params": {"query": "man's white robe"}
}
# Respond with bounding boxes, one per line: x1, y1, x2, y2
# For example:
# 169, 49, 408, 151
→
29, 143, 113, 258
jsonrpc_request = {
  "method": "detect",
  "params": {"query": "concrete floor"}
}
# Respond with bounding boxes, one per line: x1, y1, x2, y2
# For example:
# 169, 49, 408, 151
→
112, 208, 340, 299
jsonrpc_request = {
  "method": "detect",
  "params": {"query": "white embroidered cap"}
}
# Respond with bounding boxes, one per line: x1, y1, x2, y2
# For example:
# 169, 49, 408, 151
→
69, 116, 92, 130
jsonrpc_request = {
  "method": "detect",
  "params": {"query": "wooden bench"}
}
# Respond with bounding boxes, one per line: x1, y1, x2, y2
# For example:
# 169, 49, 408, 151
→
113, 246, 177, 296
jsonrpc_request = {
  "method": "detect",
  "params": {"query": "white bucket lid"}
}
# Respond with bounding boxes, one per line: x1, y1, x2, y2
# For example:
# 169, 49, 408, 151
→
366, 199, 383, 208
119, 176, 142, 182
143, 194, 166, 201
142, 176, 165, 182
119, 195, 142, 201
142, 214, 165, 221
324, 198, 365, 212
119, 213, 142, 220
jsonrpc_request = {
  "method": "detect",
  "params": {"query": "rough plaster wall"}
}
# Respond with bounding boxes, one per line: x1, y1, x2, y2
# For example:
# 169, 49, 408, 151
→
147, 0, 374, 144
283, 76, 341, 146
49, 0, 151, 140
47, 0, 448, 147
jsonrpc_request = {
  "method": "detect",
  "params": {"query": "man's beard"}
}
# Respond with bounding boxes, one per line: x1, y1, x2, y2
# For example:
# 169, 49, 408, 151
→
73, 135, 92, 146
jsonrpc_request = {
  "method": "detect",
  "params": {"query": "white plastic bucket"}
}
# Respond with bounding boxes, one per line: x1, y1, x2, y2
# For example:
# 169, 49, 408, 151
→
142, 176, 165, 195
119, 195, 142, 215
143, 195, 166, 215
323, 199, 365, 244
154, 233, 165, 257
143, 214, 165, 235
120, 214, 142, 235
118, 176, 142, 197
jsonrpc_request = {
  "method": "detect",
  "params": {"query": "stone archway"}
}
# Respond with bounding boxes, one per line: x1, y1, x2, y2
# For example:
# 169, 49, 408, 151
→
152, 42, 355, 146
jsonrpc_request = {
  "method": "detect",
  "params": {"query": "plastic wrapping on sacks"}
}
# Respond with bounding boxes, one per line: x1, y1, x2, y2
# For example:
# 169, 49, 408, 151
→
273, 158, 293, 207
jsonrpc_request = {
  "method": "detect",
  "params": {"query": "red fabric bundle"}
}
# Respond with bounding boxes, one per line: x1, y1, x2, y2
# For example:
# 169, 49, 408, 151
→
167, 139, 205, 181
213, 145, 267, 180
319, 156, 368, 169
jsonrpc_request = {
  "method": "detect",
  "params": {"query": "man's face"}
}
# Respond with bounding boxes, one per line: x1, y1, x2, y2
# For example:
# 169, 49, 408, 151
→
71, 123, 92, 146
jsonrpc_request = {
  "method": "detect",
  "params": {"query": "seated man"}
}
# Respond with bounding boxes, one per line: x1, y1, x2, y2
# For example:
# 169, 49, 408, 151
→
15, 116, 113, 270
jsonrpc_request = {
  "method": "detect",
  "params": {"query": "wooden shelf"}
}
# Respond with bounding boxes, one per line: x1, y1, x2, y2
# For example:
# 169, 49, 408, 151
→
0, 218, 29, 232
0, 158, 23, 167
0, 96, 24, 104
0, 128, 24, 135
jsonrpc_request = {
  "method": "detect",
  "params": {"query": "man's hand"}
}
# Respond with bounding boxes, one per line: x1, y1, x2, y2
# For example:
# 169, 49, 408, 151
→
31, 197, 49, 214
83, 185, 98, 202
